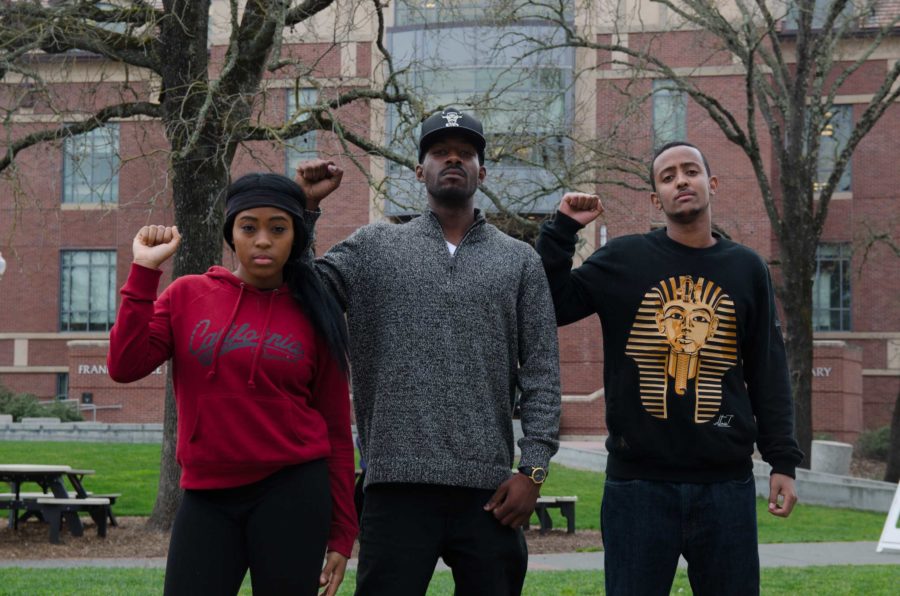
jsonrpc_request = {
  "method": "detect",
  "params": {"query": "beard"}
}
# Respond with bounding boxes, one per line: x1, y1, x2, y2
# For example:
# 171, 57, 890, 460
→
426, 169, 477, 206
429, 184, 475, 205
662, 200, 708, 224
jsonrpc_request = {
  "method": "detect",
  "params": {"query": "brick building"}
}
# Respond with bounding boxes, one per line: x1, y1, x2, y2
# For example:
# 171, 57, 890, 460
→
0, 1, 897, 440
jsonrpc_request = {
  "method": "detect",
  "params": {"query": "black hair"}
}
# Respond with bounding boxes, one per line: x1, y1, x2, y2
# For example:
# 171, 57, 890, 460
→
223, 173, 349, 372
649, 141, 712, 191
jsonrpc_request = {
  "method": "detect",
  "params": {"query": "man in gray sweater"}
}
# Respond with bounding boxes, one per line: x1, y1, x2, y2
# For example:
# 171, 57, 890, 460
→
296, 108, 561, 595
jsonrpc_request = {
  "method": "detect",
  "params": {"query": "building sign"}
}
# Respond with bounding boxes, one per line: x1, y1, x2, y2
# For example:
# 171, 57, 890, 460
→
77, 364, 165, 375
813, 367, 832, 377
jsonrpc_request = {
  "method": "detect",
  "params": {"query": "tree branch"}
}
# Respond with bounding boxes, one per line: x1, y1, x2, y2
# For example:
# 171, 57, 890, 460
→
0, 1, 161, 72
285, 0, 336, 26
0, 101, 161, 173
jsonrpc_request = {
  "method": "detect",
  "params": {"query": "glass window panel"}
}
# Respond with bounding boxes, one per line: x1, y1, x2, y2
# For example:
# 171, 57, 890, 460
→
285, 89, 319, 176
653, 80, 686, 147
813, 243, 851, 331
784, 0, 860, 30
386, 21, 573, 216
62, 125, 119, 204
56, 373, 68, 401
816, 105, 851, 193
60, 250, 117, 332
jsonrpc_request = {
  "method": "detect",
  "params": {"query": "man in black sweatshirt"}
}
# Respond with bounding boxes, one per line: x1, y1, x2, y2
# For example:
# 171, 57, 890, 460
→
536, 141, 802, 595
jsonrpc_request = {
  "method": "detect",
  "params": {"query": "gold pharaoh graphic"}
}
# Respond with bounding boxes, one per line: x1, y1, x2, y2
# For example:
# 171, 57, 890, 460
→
625, 275, 738, 423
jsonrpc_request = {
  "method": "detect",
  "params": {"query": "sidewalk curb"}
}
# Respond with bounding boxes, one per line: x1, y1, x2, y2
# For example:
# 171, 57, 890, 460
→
2, 542, 896, 570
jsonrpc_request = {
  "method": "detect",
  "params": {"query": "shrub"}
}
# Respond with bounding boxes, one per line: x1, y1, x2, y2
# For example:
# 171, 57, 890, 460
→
0, 384, 82, 422
855, 426, 891, 462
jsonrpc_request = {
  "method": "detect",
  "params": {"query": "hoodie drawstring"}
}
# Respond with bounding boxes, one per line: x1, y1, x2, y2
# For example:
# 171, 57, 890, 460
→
247, 289, 277, 389
206, 283, 246, 382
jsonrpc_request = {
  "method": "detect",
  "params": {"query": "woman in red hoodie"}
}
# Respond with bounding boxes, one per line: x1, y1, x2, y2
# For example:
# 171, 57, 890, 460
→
108, 173, 357, 596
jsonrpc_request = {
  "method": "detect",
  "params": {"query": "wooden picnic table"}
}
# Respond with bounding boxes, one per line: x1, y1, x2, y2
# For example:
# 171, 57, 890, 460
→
0, 464, 93, 535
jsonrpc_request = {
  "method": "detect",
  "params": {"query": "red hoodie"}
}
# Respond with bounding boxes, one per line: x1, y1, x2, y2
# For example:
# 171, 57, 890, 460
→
108, 264, 357, 556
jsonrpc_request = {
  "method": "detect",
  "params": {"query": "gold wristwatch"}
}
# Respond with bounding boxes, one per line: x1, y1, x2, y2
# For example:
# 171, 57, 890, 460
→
518, 466, 547, 485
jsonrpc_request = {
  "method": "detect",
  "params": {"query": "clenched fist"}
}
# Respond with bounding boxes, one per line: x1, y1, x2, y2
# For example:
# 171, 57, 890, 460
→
559, 193, 604, 227
133, 225, 181, 270
295, 159, 344, 211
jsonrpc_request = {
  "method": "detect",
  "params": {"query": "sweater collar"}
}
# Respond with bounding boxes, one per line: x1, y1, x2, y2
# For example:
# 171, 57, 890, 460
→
419, 208, 486, 241
650, 227, 726, 255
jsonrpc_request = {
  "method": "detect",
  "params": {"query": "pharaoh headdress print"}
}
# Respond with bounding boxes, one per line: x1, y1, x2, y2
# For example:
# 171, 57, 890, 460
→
625, 275, 738, 423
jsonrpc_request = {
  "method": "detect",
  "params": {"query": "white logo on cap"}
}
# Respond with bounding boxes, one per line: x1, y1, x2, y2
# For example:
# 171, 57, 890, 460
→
442, 112, 462, 127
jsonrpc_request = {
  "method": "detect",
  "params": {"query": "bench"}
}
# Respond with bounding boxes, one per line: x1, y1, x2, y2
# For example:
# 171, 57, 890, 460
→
88, 493, 121, 526
1, 491, 120, 526
528, 496, 578, 535
34, 497, 111, 544
0, 492, 52, 499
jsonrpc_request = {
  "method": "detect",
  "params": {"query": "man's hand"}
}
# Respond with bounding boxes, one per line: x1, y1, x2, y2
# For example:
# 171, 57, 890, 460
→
296, 159, 344, 211
484, 474, 541, 528
319, 551, 348, 596
132, 225, 181, 270
767, 473, 797, 518
558, 192, 604, 227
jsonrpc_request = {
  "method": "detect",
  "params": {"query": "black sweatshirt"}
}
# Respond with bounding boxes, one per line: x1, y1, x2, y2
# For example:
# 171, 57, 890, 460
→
537, 213, 803, 482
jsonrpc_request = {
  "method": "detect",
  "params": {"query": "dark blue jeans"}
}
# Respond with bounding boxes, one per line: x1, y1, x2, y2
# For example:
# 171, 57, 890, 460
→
601, 474, 759, 596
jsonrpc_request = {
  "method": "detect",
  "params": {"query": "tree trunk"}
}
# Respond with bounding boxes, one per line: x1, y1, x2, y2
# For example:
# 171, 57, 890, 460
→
783, 311, 813, 469
777, 229, 816, 470
144, 155, 230, 529
885, 388, 900, 483
146, 374, 181, 530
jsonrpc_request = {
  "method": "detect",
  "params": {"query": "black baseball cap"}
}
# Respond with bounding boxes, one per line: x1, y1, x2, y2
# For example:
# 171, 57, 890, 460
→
418, 107, 486, 164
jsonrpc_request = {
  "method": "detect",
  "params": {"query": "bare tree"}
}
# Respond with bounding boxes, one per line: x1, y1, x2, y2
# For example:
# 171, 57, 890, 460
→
522, 0, 900, 466
0, 0, 410, 529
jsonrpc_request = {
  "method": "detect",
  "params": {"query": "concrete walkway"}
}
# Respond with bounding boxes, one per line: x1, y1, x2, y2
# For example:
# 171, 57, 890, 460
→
2, 541, 897, 569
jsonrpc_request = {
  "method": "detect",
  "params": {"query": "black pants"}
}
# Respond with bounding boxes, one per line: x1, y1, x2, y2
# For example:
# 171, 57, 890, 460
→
164, 459, 331, 596
355, 483, 528, 596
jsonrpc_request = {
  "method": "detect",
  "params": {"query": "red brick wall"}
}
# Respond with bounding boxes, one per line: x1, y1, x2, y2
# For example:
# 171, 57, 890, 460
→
67, 341, 165, 423
811, 341, 863, 442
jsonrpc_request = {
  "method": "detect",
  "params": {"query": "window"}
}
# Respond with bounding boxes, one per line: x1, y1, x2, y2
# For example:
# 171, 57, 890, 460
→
56, 373, 69, 402
783, 0, 860, 31
62, 125, 119, 204
815, 105, 851, 193
285, 88, 318, 177
386, 20, 574, 215
813, 243, 851, 331
60, 250, 117, 332
652, 79, 686, 148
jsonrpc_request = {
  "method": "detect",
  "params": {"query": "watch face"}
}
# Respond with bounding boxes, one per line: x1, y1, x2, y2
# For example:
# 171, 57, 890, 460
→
532, 468, 547, 483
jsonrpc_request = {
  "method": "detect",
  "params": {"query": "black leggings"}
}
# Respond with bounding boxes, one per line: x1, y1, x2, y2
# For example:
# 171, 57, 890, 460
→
164, 459, 331, 596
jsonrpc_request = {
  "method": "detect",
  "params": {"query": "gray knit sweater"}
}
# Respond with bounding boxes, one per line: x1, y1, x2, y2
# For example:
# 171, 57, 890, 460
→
309, 209, 561, 490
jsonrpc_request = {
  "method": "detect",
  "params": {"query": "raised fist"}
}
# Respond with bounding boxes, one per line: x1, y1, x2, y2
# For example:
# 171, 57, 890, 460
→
133, 225, 181, 270
295, 159, 344, 210
559, 193, 604, 227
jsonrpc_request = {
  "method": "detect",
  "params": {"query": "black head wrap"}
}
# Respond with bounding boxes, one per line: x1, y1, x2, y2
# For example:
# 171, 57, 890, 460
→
222, 173, 308, 250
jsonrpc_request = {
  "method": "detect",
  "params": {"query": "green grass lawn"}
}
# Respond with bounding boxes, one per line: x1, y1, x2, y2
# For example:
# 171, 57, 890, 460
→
1, 566, 898, 595
0, 441, 160, 516
0, 441, 888, 542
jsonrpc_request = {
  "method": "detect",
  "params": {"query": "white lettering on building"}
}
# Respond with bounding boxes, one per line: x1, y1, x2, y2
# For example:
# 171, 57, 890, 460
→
77, 363, 165, 375
812, 367, 833, 377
